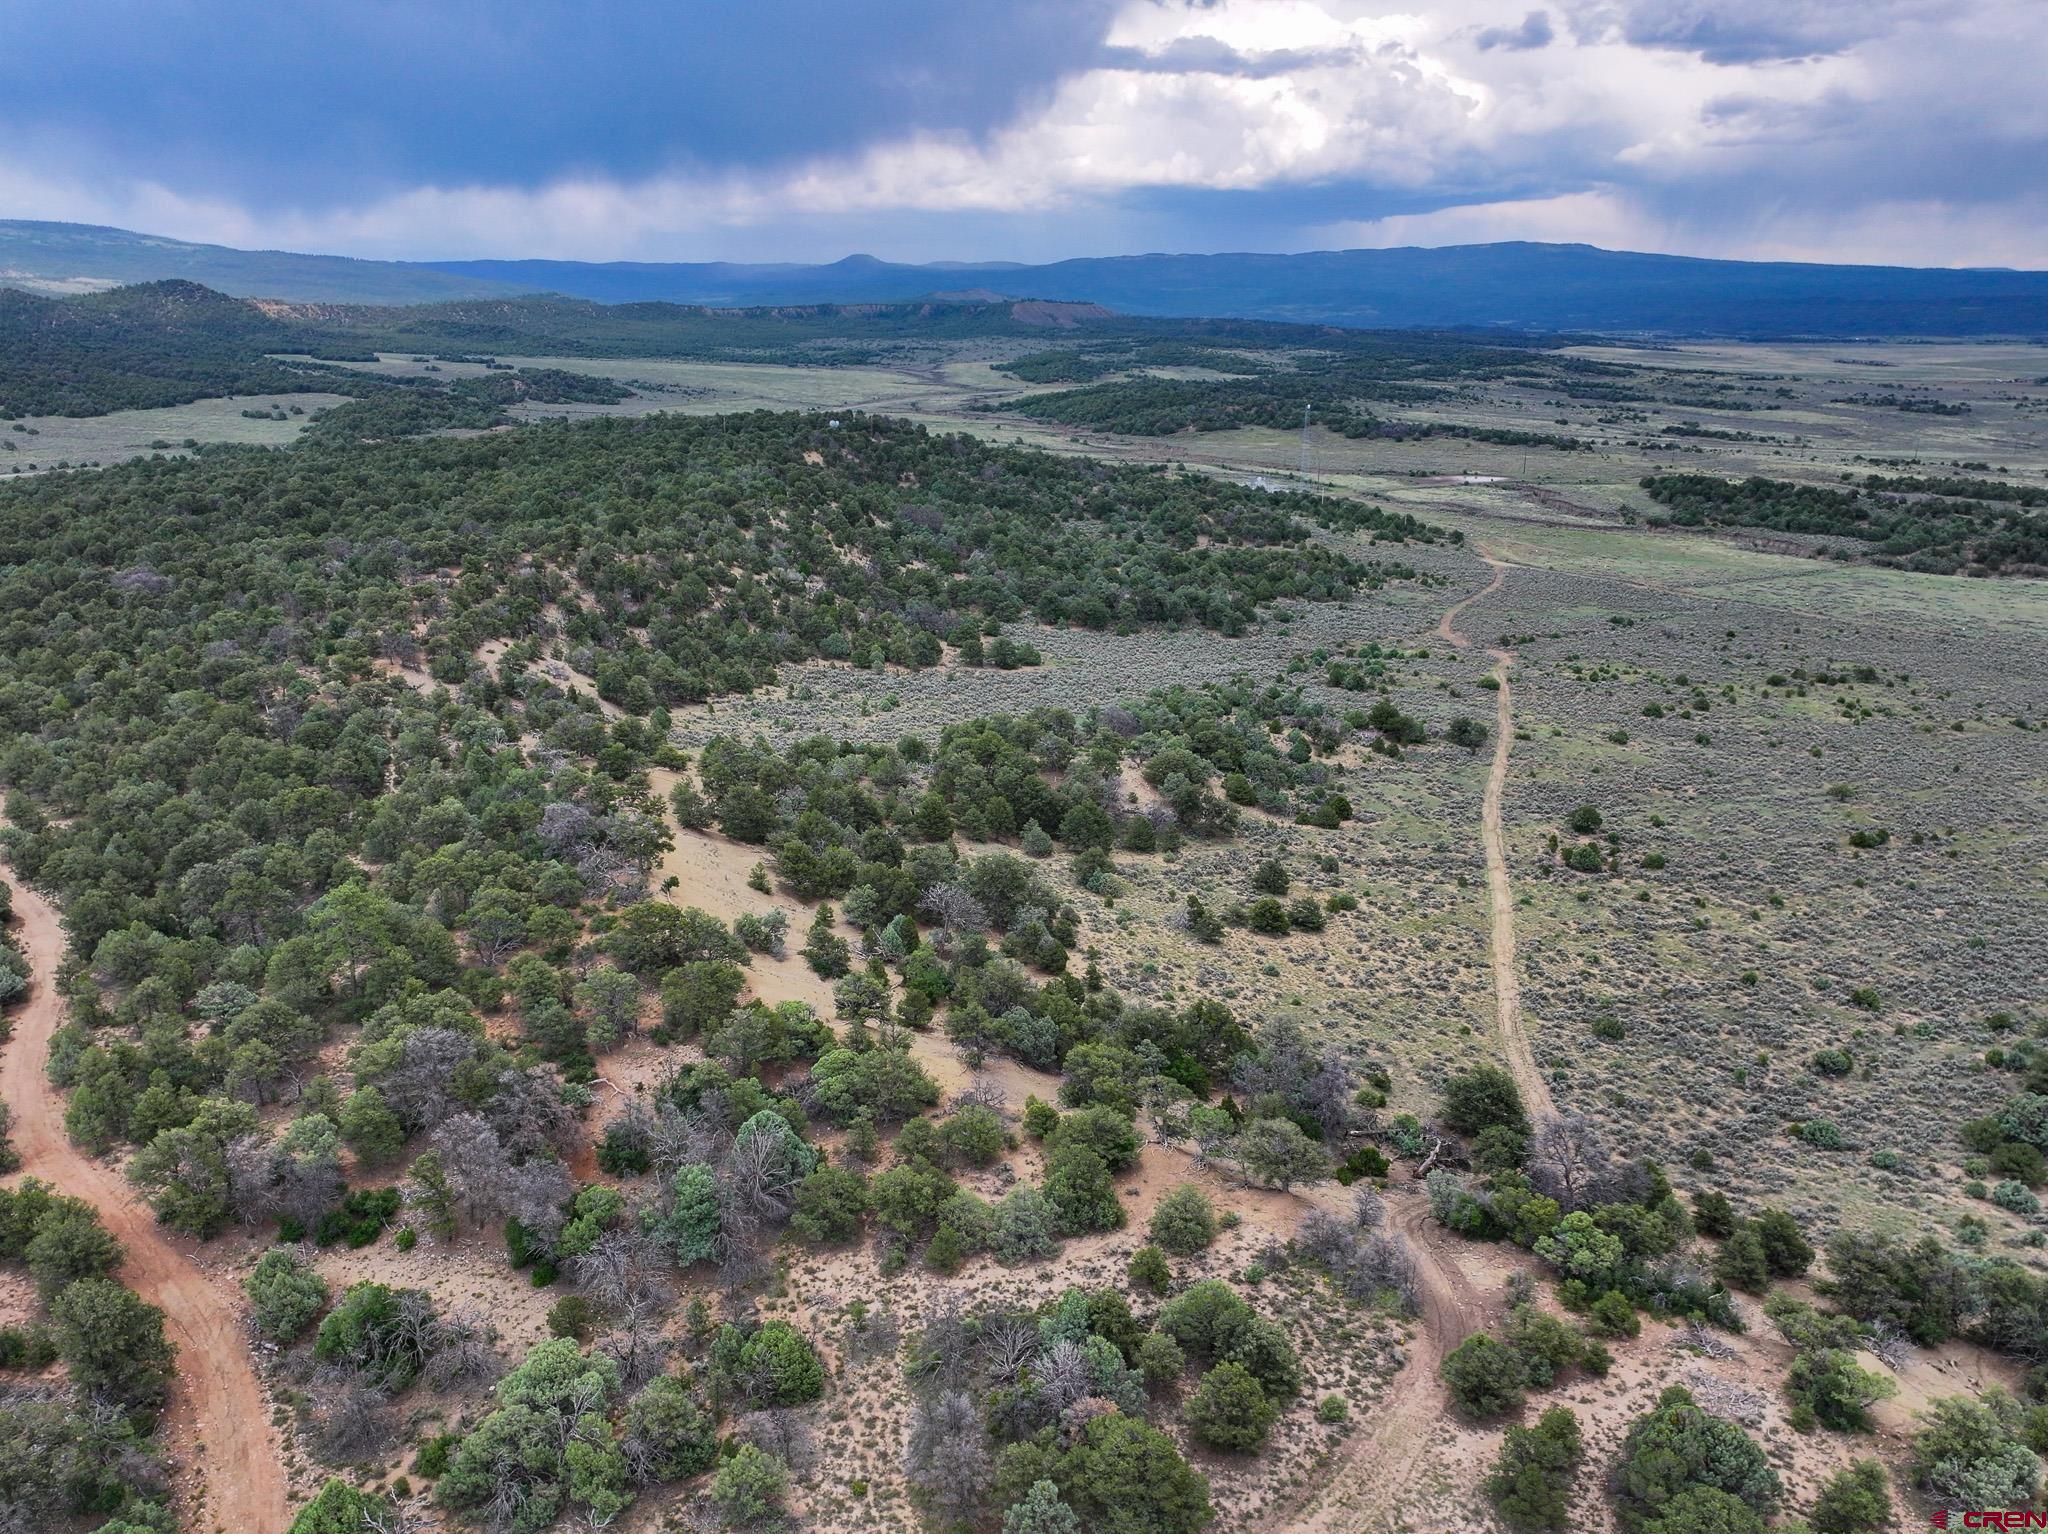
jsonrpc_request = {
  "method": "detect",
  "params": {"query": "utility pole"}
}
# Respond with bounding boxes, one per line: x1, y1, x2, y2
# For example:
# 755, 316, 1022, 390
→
1298, 403, 1312, 477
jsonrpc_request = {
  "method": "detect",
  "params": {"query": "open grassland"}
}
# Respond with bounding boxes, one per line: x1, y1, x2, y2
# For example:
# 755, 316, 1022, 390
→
0, 389, 349, 474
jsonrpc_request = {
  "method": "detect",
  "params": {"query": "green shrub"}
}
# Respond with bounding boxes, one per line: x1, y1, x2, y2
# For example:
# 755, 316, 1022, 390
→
1692, 1190, 1735, 1239
1473, 1126, 1528, 1174
708, 1320, 825, 1407
711, 1444, 787, 1524
1987, 1142, 2045, 1187
1502, 1304, 1598, 1386
547, 1295, 599, 1340
1909, 1393, 2042, 1512
1336, 1144, 1391, 1183
1129, 1245, 1171, 1292
413, 1433, 457, 1479
245, 1248, 329, 1344
1613, 1386, 1779, 1530
1486, 1406, 1583, 1533
1797, 1120, 1850, 1150
1440, 1065, 1529, 1136
1785, 1349, 1895, 1432
1809, 1460, 1891, 1534
288, 1481, 389, 1534
621, 1375, 717, 1482
1138, 1329, 1186, 1391
315, 1187, 401, 1249
50, 1277, 174, 1407
992, 1413, 1211, 1534
1810, 1049, 1853, 1078
1285, 895, 1326, 931
1990, 1180, 2041, 1215
1589, 1291, 1641, 1338
1245, 898, 1290, 935
0, 1324, 56, 1369
1186, 1361, 1277, 1451
1442, 1334, 1526, 1417
792, 1166, 871, 1243
1754, 1208, 1815, 1278
1155, 1280, 1301, 1397
314, 1281, 431, 1389
1148, 1184, 1217, 1255
1714, 1223, 1771, 1293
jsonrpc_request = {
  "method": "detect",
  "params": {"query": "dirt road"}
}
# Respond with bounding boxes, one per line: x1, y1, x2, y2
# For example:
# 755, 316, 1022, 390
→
0, 865, 288, 1534
638, 584, 1533, 1534
1268, 1181, 1488, 1534
1255, 550, 1554, 1532
1435, 552, 1555, 1122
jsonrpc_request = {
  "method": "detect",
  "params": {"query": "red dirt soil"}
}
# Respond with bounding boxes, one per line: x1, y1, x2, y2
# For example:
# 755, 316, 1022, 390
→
0, 864, 288, 1534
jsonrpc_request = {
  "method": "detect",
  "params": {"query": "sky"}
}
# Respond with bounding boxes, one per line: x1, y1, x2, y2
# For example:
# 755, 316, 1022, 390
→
3, 0, 2044, 269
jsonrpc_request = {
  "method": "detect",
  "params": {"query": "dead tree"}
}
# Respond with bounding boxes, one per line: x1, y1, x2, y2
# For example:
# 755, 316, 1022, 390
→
1528, 1113, 1612, 1211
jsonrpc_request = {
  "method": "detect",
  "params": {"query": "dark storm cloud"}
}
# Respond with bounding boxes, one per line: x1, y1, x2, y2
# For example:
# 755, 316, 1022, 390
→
1475, 11, 1556, 50
0, 0, 1123, 205
1574, 0, 1930, 63
1098, 36, 1366, 75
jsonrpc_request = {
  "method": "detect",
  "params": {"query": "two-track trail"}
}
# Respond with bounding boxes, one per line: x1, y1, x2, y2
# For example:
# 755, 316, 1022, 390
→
1263, 548, 1545, 1532
1264, 1180, 1488, 1534
1436, 552, 1554, 1122
0, 862, 288, 1534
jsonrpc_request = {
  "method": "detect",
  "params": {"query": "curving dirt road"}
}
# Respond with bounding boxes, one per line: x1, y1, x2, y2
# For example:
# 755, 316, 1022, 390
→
1268, 1181, 1488, 1534
0, 863, 288, 1534
1436, 552, 1554, 1123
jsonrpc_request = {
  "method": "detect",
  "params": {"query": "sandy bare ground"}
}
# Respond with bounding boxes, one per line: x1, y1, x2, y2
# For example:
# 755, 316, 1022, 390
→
1434, 551, 1554, 1123
1265, 1180, 1491, 1534
0, 861, 288, 1534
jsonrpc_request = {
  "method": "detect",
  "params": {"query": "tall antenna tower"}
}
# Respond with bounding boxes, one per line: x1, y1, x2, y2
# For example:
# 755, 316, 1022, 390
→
1297, 403, 1312, 477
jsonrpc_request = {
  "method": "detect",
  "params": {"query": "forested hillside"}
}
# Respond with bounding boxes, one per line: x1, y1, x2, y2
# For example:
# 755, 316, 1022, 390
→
0, 281, 637, 422
0, 405, 1432, 1128
0, 281, 1114, 418
0, 396, 1457, 1531
0, 411, 1433, 887
267, 293, 1121, 362
0, 410, 1428, 734
0, 280, 375, 416
0, 403, 1432, 1217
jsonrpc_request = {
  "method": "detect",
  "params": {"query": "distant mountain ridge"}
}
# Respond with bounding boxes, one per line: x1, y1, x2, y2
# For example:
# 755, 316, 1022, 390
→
5, 220, 2048, 336
0, 219, 529, 304
422, 243, 2048, 337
